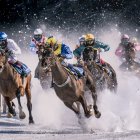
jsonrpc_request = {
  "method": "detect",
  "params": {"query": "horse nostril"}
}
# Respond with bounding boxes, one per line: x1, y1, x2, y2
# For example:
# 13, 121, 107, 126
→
0, 65, 3, 69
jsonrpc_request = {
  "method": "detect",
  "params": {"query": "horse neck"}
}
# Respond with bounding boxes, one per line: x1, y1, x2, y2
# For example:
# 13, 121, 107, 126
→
51, 60, 68, 84
0, 62, 13, 79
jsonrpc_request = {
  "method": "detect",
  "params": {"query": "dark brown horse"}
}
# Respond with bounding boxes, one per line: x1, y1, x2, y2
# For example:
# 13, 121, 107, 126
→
0, 50, 34, 124
119, 43, 140, 71
119, 43, 140, 78
35, 45, 52, 89
40, 48, 101, 119
82, 47, 118, 92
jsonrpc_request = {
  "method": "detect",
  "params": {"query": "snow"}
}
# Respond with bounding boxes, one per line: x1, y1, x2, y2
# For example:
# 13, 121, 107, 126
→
1, 27, 140, 139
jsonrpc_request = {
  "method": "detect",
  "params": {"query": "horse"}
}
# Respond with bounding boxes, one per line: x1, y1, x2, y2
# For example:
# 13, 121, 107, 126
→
119, 43, 140, 78
35, 45, 52, 89
119, 43, 140, 70
82, 47, 118, 92
40, 48, 101, 119
0, 50, 34, 124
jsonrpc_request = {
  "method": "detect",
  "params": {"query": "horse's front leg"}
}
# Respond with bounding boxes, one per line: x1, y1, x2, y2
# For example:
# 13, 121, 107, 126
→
16, 87, 26, 119
4, 96, 16, 117
91, 92, 101, 118
25, 83, 34, 124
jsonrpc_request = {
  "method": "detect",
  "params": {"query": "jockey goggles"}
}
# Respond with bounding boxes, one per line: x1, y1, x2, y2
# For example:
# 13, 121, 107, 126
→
86, 39, 95, 45
0, 40, 7, 48
34, 34, 42, 41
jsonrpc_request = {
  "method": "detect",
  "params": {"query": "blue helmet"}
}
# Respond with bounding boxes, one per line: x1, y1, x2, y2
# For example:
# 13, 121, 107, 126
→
0, 32, 8, 40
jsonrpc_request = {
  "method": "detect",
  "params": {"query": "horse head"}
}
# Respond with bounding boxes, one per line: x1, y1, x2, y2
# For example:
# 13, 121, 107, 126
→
82, 47, 98, 66
39, 47, 54, 70
124, 43, 136, 64
0, 49, 7, 73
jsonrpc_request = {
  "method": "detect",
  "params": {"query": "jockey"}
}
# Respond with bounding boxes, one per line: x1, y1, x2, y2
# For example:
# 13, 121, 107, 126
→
29, 28, 48, 78
0, 32, 31, 77
45, 36, 84, 78
29, 28, 47, 53
73, 33, 110, 73
76, 35, 86, 48
115, 34, 139, 61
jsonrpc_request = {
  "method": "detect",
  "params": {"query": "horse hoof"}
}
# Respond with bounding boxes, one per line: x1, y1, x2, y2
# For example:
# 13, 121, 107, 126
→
29, 119, 35, 124
9, 110, 16, 116
85, 111, 93, 118
7, 112, 13, 118
95, 111, 101, 118
19, 112, 26, 119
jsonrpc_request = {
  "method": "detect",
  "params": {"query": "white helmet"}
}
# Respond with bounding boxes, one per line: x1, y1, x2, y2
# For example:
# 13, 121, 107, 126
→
34, 28, 43, 41
34, 28, 43, 35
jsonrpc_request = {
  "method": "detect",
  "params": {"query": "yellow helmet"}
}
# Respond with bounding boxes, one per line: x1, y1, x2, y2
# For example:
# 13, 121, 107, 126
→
46, 36, 57, 48
85, 33, 95, 41
85, 33, 95, 46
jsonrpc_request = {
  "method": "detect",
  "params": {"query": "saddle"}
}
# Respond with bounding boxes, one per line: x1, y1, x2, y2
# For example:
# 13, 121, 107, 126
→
10, 62, 31, 77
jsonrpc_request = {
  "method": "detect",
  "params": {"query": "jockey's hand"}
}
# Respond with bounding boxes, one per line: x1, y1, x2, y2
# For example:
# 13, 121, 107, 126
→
78, 58, 84, 66
57, 54, 65, 61
57, 54, 65, 58
99, 48, 104, 52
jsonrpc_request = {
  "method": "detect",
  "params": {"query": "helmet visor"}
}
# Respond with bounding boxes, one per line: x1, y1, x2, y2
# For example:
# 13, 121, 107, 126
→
121, 38, 129, 44
86, 39, 94, 45
34, 35, 42, 41
0, 40, 7, 48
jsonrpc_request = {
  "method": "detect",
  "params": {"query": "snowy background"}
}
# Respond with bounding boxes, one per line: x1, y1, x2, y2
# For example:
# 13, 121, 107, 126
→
1, 0, 140, 139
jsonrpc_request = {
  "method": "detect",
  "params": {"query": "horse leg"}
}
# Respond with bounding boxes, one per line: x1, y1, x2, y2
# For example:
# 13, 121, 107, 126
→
16, 88, 26, 119
86, 74, 101, 118
91, 92, 101, 118
78, 95, 93, 118
25, 79, 34, 124
64, 101, 80, 115
2, 97, 7, 114
4, 97, 16, 117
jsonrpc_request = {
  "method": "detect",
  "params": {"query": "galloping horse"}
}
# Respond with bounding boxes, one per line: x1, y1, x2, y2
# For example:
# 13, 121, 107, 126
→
119, 43, 140, 77
40, 48, 101, 119
82, 47, 118, 92
0, 50, 34, 124
36, 45, 52, 89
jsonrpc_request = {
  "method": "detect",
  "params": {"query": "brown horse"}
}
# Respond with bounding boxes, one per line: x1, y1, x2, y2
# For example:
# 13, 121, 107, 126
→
82, 47, 118, 92
35, 46, 52, 89
40, 48, 101, 119
119, 43, 140, 77
0, 50, 34, 124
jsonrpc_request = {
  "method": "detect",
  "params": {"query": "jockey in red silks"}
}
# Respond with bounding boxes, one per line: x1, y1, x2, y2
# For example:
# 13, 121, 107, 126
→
115, 34, 140, 61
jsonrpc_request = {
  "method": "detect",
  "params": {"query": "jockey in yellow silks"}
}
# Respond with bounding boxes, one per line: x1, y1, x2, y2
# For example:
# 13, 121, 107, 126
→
45, 36, 84, 78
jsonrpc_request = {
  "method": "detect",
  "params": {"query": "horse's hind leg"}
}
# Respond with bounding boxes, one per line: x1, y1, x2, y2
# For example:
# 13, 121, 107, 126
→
4, 97, 16, 117
25, 76, 34, 124
16, 87, 26, 119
